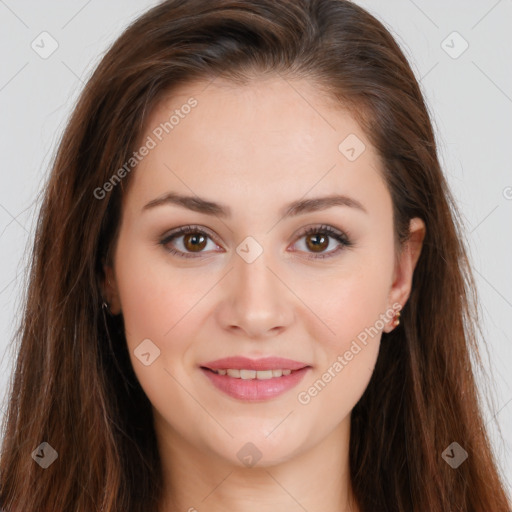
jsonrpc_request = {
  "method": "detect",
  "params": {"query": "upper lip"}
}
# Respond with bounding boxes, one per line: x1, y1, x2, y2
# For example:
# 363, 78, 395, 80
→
201, 356, 310, 371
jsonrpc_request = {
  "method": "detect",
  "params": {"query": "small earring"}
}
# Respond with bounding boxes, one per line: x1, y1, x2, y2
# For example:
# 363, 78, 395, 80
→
393, 309, 401, 328
102, 300, 112, 315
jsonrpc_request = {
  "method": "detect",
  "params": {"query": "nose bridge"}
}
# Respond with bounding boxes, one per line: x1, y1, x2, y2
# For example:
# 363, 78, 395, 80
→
233, 238, 279, 306
217, 235, 294, 337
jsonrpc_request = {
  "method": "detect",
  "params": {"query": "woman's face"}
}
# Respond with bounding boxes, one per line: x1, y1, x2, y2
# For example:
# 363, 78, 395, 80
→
105, 76, 423, 468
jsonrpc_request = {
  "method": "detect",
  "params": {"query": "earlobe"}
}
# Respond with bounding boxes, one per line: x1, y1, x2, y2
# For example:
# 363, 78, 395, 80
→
102, 264, 122, 315
384, 217, 426, 332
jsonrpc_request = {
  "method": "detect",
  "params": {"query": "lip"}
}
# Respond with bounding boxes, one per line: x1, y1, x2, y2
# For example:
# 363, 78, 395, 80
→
200, 356, 311, 402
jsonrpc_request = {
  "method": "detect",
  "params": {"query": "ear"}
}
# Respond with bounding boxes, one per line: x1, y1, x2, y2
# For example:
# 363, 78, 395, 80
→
383, 217, 425, 332
102, 264, 122, 315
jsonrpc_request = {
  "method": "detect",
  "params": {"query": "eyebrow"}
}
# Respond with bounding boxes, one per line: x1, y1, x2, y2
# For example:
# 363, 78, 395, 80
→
142, 192, 367, 218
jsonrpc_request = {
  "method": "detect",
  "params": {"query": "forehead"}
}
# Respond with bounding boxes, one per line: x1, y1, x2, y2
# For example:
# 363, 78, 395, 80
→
127, 75, 389, 217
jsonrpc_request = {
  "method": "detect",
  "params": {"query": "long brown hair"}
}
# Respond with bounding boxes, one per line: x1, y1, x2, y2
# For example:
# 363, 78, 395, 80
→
0, 0, 509, 510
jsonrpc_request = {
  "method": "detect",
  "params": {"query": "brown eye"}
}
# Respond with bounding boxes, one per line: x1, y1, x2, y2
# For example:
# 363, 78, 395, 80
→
305, 233, 329, 253
292, 224, 352, 260
183, 233, 207, 252
160, 226, 219, 258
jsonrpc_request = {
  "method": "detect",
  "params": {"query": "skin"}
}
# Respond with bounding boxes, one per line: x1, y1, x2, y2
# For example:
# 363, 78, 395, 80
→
104, 75, 425, 512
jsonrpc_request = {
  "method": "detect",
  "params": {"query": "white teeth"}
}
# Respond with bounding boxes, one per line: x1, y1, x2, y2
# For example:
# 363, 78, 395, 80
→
214, 368, 295, 379
239, 369, 256, 379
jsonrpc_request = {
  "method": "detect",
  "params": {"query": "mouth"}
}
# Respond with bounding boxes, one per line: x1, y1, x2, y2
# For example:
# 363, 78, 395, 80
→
201, 367, 297, 379
199, 356, 311, 401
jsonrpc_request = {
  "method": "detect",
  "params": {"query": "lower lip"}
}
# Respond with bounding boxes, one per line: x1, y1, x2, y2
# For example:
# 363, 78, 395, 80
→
201, 367, 310, 401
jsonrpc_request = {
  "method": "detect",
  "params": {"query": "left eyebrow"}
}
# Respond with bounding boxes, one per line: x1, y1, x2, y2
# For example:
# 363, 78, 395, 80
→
142, 192, 367, 217
280, 194, 367, 218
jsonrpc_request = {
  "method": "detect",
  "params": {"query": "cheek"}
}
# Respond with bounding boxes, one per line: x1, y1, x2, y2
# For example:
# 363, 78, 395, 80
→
295, 262, 391, 419
113, 243, 208, 412
308, 248, 394, 353
113, 237, 201, 354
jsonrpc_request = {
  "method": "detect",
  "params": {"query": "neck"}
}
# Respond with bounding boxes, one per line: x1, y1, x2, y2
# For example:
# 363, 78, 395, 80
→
155, 413, 359, 512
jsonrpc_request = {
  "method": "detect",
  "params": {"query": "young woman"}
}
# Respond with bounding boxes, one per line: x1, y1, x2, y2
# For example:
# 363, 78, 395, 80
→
0, 0, 510, 511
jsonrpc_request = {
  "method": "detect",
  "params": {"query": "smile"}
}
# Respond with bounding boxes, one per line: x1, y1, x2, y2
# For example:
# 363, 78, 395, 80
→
199, 356, 311, 401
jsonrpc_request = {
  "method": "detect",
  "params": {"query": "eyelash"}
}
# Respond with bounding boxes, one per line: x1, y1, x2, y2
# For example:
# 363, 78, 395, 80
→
158, 224, 353, 260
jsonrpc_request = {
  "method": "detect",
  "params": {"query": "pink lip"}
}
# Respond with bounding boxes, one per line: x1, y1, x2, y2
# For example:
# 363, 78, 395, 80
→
200, 356, 311, 402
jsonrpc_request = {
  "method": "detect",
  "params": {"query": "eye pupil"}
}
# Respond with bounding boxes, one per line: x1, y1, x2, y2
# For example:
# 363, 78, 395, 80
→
184, 233, 207, 252
306, 233, 329, 252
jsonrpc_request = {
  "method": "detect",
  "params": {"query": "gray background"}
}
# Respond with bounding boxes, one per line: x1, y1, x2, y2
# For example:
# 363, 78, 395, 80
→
1, 0, 511, 496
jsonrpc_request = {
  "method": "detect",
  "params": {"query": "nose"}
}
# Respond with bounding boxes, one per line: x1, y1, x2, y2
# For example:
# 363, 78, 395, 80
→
215, 246, 295, 340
